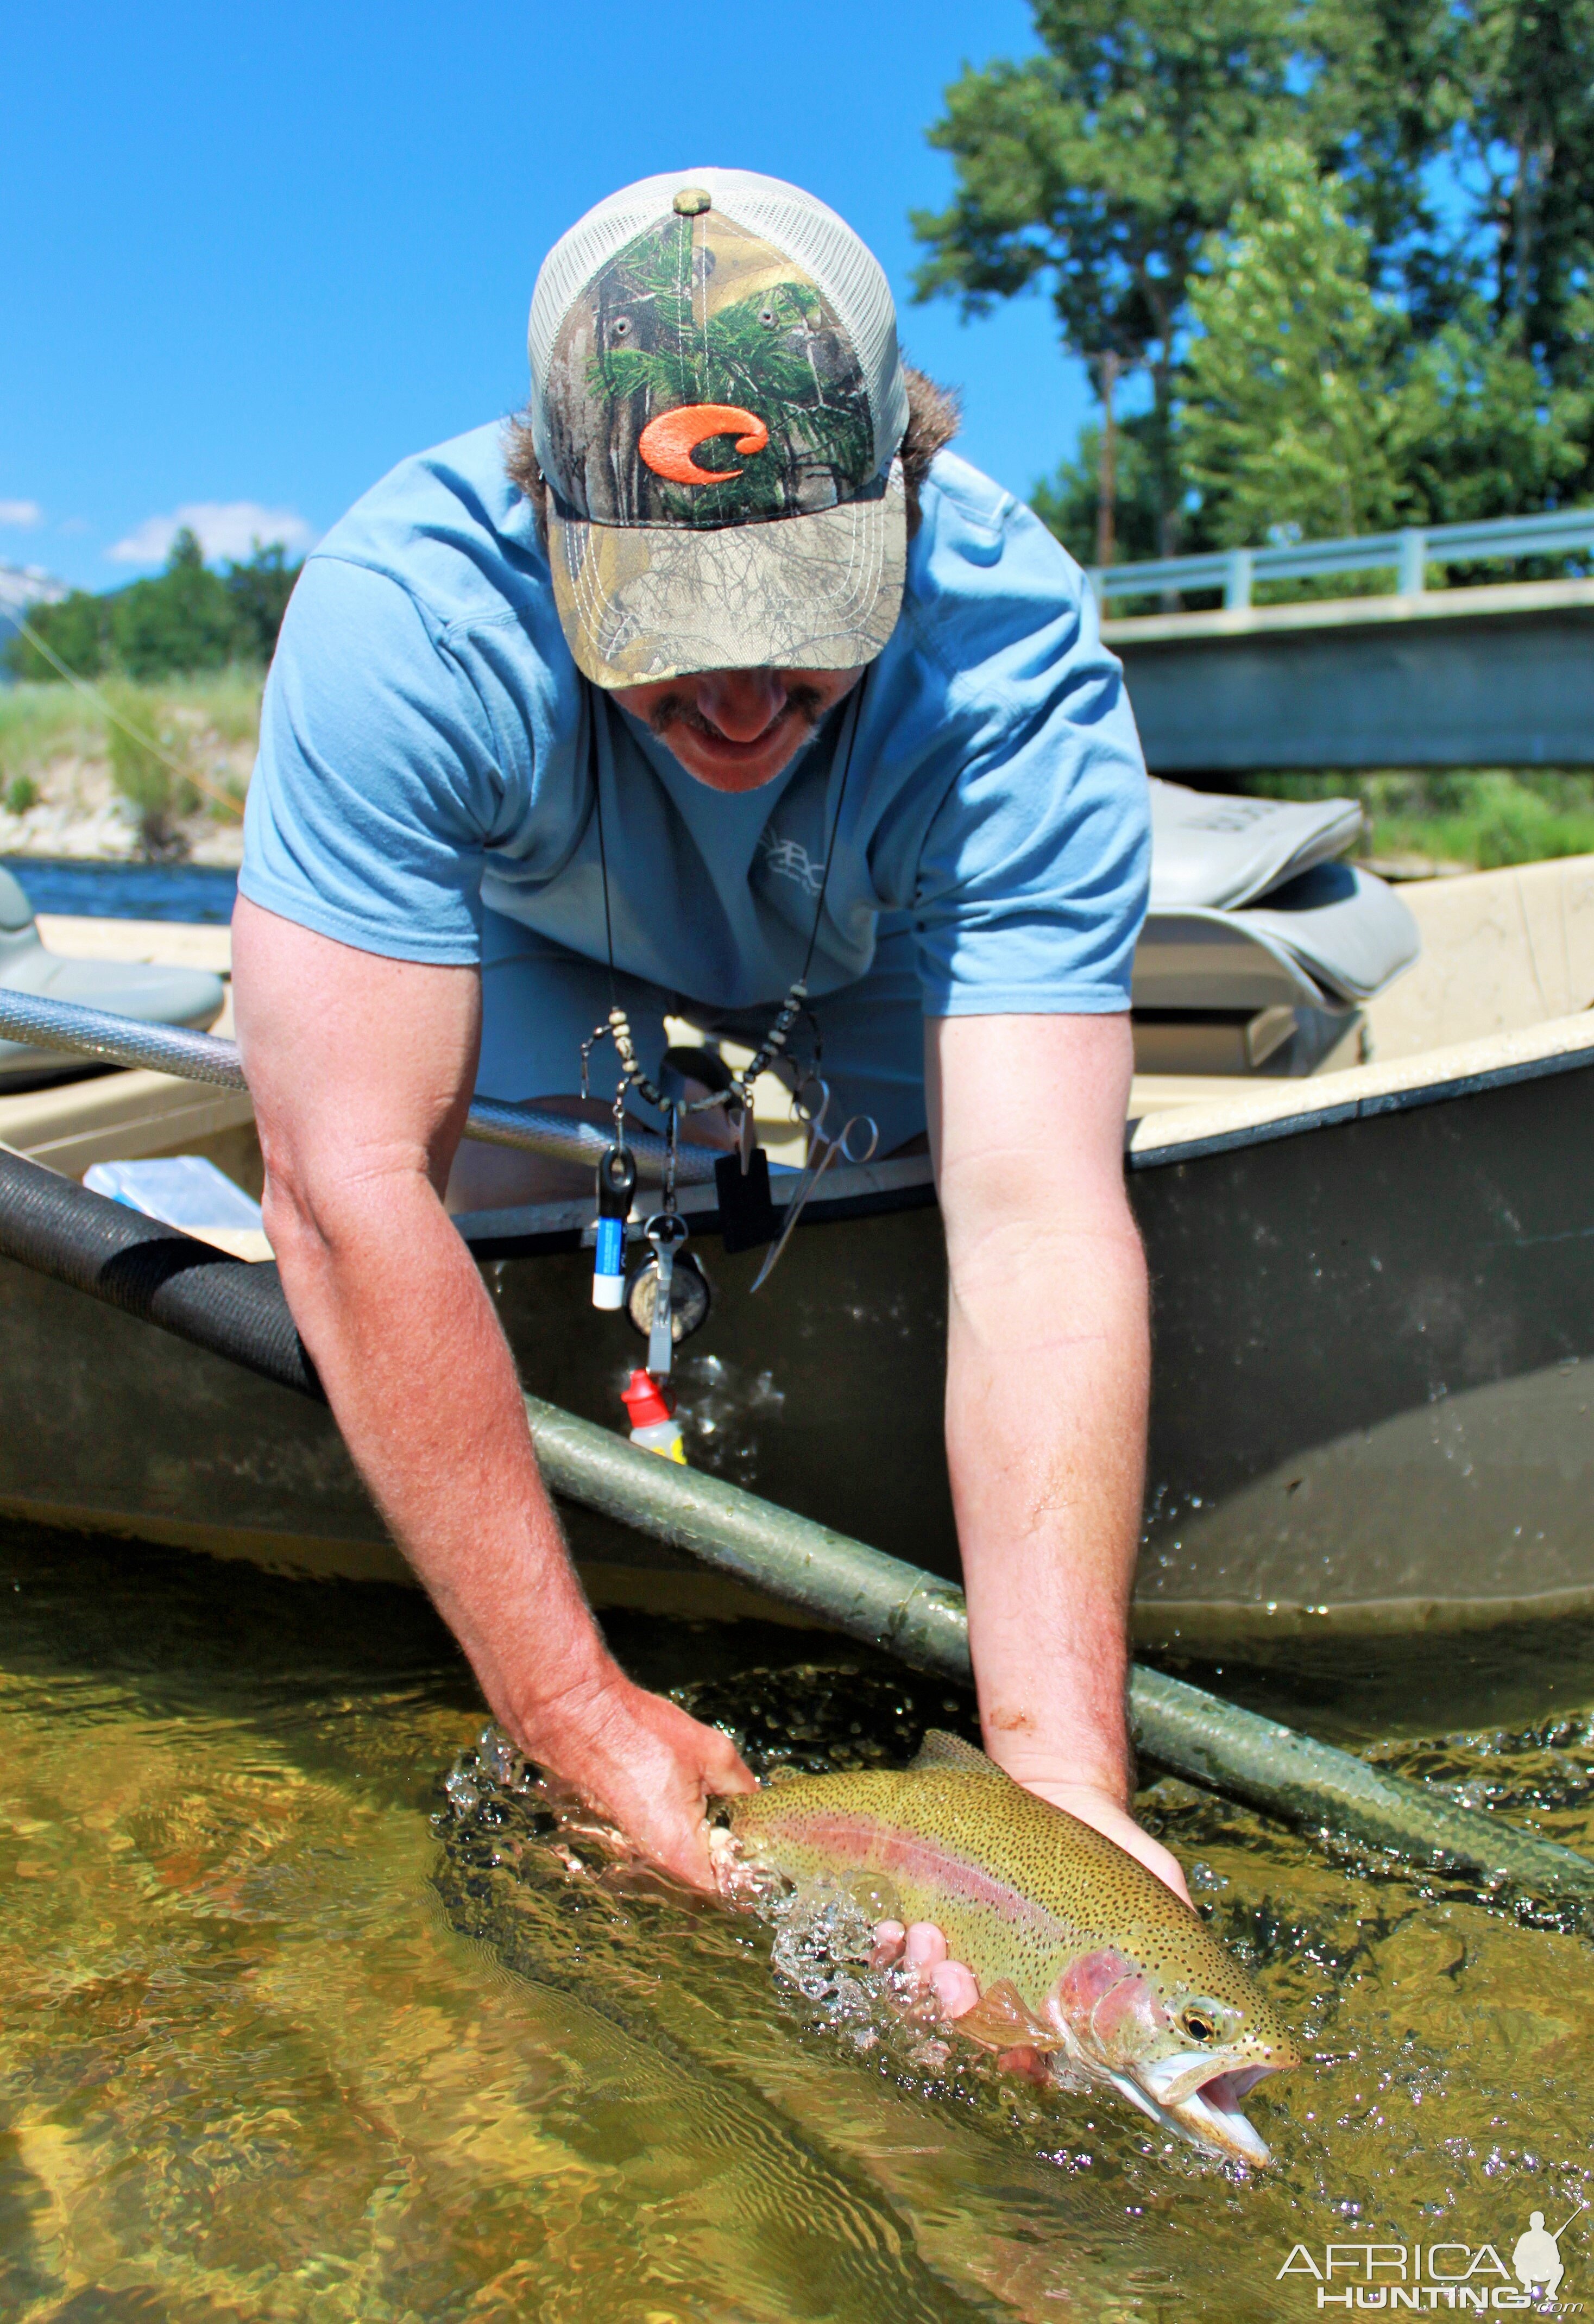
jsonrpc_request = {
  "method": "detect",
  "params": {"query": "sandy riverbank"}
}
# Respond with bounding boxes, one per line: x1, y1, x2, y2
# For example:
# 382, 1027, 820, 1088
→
0, 674, 256, 866
0, 754, 246, 866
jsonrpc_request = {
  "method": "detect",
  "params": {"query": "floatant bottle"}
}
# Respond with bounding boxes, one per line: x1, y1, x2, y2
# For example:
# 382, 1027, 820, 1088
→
591, 1143, 637, 1311
592, 1210, 626, 1310
621, 1368, 686, 1463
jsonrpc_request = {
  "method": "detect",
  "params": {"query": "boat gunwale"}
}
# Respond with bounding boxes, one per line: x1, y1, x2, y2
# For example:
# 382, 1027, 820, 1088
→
451, 1009, 1594, 1252
1128, 1006, 1594, 1168
452, 1152, 941, 1258
1134, 1576, 1594, 1645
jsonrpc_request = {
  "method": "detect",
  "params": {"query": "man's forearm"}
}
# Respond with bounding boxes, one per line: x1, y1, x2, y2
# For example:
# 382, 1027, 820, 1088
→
231, 898, 754, 1885
943, 1198, 1150, 1800
265, 1163, 609, 1737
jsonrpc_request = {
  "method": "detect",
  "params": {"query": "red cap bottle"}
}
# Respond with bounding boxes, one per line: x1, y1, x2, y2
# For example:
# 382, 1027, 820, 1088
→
620, 1368, 686, 1462
620, 1368, 675, 1429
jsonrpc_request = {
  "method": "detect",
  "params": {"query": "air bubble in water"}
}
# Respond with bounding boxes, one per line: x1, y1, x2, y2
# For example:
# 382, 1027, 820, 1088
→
444, 1766, 480, 1818
478, 1725, 527, 1791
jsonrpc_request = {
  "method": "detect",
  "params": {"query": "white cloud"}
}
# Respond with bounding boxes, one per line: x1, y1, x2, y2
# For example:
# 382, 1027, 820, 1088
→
108, 500, 316, 566
0, 500, 43, 528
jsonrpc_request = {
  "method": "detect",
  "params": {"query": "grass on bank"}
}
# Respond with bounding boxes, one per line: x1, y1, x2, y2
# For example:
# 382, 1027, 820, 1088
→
3, 671, 1594, 873
1246, 769, 1594, 870
0, 669, 263, 847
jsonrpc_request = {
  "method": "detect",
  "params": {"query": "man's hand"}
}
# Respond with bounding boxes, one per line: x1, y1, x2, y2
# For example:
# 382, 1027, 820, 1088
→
232, 897, 751, 1886
524, 1667, 756, 1890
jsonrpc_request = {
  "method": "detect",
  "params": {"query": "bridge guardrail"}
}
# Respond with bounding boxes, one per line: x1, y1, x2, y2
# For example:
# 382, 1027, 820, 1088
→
1090, 506, 1594, 612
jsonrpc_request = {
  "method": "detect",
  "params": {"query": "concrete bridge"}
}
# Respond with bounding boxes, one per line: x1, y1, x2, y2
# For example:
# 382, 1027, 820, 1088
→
1095, 510, 1594, 773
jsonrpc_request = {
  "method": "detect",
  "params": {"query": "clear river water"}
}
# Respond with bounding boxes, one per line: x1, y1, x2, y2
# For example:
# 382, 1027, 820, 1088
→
1, 857, 238, 924
4, 1513, 1594, 2323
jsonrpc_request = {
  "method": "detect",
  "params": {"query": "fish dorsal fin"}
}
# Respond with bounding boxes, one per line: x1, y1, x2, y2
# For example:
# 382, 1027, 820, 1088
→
910, 1728, 999, 1778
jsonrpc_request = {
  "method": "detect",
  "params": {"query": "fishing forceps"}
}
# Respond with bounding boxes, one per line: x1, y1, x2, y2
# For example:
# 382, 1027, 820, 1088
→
749, 1076, 878, 1293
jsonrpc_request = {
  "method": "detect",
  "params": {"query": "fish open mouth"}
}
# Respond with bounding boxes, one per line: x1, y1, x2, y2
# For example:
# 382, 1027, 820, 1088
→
1114, 2057, 1280, 2167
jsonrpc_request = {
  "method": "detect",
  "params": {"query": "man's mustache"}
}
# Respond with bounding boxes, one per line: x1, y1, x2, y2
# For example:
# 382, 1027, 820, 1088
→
647, 684, 829, 744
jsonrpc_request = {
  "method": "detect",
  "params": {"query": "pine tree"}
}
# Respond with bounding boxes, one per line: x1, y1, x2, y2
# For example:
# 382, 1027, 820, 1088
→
1179, 144, 1408, 545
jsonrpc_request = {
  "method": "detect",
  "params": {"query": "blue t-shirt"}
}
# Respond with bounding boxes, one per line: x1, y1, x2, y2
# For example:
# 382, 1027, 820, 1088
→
242, 422, 1149, 1018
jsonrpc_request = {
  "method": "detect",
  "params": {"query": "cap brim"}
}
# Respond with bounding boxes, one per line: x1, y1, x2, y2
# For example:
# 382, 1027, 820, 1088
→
547, 460, 906, 689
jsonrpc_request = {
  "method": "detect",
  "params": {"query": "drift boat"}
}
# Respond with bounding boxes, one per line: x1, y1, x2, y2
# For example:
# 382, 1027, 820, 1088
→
0, 820, 1590, 1648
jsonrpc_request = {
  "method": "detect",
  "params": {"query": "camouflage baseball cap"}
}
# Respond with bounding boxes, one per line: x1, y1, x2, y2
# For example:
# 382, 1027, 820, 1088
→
526, 168, 910, 689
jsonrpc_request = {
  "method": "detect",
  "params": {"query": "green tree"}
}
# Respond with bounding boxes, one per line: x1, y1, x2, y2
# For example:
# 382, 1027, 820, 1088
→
1179, 143, 1408, 545
916, 0, 1594, 565
109, 528, 238, 681
1391, 298, 1588, 521
1302, 0, 1466, 319
4, 589, 114, 681
1458, 0, 1594, 367
1029, 414, 1169, 566
2, 531, 304, 684
1178, 143, 1590, 549
224, 541, 301, 664
910, 0, 1307, 558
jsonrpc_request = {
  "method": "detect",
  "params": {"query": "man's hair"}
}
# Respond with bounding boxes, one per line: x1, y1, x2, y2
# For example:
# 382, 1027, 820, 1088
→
505, 364, 960, 544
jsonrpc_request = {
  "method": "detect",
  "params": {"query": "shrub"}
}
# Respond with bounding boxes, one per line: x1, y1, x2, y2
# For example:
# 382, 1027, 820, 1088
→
1, 534, 303, 686
4, 775, 39, 816
1243, 769, 1594, 869
102, 684, 200, 858
3, 590, 115, 683
110, 531, 240, 683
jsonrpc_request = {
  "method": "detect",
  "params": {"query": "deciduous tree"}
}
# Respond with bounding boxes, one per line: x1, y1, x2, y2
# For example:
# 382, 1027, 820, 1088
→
3, 533, 304, 684
911, 0, 1304, 554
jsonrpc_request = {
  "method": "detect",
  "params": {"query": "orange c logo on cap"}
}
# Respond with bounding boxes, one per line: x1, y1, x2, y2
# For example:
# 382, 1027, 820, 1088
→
638, 403, 769, 485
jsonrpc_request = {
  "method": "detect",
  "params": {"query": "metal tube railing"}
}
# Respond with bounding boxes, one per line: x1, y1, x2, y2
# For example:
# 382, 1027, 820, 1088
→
1091, 502, 1594, 610
5, 1139, 1593, 1904
0, 986, 715, 1184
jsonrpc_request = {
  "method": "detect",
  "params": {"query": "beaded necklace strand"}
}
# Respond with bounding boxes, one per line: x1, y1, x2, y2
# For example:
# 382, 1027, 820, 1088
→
581, 669, 868, 1151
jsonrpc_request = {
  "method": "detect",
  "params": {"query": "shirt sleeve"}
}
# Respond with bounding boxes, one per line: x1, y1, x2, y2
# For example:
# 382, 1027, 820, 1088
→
904, 491, 1150, 1019
240, 554, 503, 964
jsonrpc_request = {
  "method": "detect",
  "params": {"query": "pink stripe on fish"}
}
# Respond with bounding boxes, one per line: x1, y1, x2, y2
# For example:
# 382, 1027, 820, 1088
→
772, 1815, 1047, 1922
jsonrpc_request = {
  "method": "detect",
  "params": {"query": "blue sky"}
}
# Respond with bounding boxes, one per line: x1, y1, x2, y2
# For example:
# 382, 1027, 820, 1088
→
3, 1, 1094, 592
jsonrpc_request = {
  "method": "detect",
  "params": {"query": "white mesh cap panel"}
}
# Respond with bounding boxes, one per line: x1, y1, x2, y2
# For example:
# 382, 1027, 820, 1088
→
526, 167, 906, 481
526, 169, 696, 392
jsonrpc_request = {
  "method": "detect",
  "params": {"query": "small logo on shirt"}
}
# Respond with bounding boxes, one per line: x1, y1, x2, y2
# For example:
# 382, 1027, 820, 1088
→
759, 827, 823, 898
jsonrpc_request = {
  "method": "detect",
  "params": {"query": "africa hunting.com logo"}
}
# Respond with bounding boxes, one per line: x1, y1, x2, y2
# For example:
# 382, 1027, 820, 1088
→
1277, 2203, 1587, 2308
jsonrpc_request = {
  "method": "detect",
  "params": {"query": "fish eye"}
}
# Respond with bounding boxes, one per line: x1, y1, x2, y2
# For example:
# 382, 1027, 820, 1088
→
1179, 2007, 1218, 2043
613, 317, 631, 338
758, 305, 777, 327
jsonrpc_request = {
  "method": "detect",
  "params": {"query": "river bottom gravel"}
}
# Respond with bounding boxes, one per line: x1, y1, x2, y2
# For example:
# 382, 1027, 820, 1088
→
4, 1516, 1594, 2321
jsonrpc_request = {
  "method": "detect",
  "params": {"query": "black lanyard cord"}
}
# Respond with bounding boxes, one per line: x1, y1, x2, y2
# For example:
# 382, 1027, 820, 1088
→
588, 668, 868, 1118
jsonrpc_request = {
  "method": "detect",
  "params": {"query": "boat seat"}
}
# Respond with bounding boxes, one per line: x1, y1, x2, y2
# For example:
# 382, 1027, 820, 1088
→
0, 864, 225, 1088
1149, 778, 1364, 911
1135, 863, 1420, 1014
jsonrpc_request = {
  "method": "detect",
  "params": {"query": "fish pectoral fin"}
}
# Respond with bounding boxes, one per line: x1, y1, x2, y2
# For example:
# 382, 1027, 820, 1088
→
909, 1730, 1000, 1778
954, 1979, 1057, 2053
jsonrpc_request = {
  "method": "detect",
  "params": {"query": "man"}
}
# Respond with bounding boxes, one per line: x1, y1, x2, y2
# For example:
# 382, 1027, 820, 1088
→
1513, 2211, 1573, 2303
233, 166, 1182, 1923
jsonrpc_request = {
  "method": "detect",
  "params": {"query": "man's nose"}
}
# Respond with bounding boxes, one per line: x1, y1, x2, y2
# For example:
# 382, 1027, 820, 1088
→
696, 670, 786, 741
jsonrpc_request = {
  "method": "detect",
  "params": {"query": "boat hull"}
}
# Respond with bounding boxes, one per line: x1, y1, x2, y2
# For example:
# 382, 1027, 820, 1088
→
3, 1019, 1592, 1644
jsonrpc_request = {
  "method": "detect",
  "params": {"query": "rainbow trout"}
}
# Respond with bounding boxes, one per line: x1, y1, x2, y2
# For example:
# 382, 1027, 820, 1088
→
719, 1730, 1300, 2166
